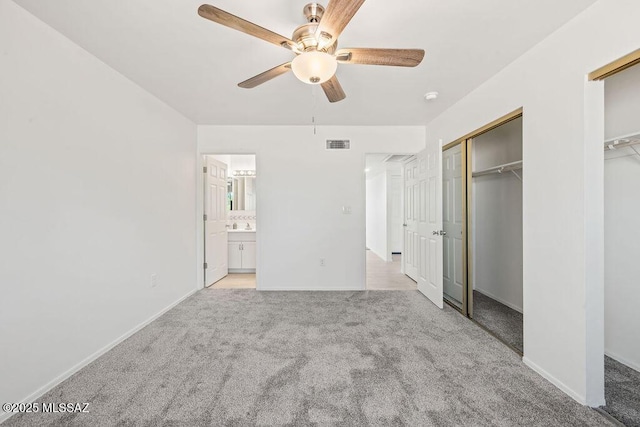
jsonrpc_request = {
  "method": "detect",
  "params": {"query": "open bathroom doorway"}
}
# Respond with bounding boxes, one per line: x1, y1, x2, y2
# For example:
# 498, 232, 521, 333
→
203, 154, 257, 289
364, 153, 417, 290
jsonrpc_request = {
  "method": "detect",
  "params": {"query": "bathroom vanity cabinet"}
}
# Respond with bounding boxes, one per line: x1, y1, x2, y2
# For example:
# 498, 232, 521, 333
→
228, 230, 256, 272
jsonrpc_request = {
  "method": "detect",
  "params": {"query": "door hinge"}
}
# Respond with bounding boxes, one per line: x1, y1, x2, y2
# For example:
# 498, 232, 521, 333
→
203, 166, 208, 174
203, 214, 208, 221
203, 262, 208, 269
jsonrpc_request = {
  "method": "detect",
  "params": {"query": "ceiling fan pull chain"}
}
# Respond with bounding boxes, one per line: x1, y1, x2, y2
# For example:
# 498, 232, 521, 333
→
311, 85, 319, 135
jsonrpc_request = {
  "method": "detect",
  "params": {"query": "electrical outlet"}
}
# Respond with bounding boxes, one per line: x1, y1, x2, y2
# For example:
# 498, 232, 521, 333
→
342, 206, 352, 214
151, 274, 158, 288
320, 258, 326, 267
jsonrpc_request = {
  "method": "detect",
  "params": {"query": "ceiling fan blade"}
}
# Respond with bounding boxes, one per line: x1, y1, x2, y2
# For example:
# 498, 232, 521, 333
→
336, 48, 425, 67
321, 75, 346, 103
315, 0, 366, 47
238, 63, 292, 89
198, 4, 296, 51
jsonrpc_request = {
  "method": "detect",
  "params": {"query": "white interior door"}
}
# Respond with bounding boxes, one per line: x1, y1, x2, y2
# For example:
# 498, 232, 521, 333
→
403, 159, 419, 281
205, 157, 228, 286
417, 141, 444, 308
442, 145, 464, 305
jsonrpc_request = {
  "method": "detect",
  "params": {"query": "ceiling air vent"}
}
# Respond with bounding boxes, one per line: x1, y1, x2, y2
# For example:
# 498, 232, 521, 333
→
326, 140, 350, 150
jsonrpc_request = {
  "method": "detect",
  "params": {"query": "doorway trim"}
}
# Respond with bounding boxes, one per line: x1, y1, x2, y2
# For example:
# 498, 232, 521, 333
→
197, 152, 259, 290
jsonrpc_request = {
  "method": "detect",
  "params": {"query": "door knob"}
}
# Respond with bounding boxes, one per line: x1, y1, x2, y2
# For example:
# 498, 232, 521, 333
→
403, 224, 408, 227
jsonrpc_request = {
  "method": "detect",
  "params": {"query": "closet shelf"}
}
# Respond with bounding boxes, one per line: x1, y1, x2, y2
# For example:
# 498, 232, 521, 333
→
472, 160, 523, 179
604, 132, 640, 153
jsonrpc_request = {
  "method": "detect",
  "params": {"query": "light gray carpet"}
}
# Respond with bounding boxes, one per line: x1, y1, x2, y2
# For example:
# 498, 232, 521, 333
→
5, 290, 610, 426
602, 356, 640, 426
472, 290, 524, 354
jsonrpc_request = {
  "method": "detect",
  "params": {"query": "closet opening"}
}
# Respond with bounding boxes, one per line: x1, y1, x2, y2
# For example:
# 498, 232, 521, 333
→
468, 117, 523, 355
598, 58, 640, 426
442, 110, 524, 356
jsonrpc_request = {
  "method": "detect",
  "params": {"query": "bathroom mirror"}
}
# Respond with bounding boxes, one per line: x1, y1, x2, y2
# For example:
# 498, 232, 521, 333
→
228, 176, 256, 211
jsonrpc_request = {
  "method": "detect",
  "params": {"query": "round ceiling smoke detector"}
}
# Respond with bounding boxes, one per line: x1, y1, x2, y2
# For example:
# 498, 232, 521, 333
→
424, 91, 439, 101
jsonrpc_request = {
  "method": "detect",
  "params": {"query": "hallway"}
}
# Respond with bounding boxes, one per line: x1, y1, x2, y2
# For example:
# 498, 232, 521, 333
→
366, 251, 417, 290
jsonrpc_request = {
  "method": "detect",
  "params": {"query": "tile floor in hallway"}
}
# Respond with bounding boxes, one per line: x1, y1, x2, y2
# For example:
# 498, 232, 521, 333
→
366, 250, 417, 290
210, 273, 256, 289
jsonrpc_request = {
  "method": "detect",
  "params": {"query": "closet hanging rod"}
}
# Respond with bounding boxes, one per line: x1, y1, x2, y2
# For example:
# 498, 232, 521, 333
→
472, 160, 523, 178
604, 135, 640, 152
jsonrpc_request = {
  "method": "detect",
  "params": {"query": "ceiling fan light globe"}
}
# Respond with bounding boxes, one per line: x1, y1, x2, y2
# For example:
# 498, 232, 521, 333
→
291, 51, 337, 85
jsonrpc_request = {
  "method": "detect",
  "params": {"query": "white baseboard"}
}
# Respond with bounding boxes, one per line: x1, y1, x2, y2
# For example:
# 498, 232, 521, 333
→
0, 289, 198, 425
523, 357, 586, 405
605, 350, 640, 372
475, 288, 523, 313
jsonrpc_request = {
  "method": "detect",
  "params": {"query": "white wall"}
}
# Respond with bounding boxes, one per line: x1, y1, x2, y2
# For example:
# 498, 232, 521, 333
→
0, 1, 197, 416
472, 118, 523, 312
230, 155, 256, 174
603, 65, 640, 371
212, 154, 256, 175
198, 126, 425, 290
366, 170, 388, 260
388, 172, 403, 254
213, 154, 257, 175
366, 159, 404, 262
425, 0, 640, 406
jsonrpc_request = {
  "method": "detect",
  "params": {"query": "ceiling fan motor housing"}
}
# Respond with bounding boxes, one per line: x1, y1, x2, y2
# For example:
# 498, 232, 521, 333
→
293, 4, 336, 53
303, 3, 324, 23
292, 23, 336, 54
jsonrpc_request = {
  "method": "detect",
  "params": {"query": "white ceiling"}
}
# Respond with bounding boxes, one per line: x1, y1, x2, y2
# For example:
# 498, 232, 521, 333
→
13, 0, 597, 126
365, 153, 414, 169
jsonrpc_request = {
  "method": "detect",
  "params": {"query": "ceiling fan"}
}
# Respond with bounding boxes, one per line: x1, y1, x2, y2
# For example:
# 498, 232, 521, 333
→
198, 0, 425, 103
